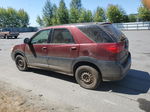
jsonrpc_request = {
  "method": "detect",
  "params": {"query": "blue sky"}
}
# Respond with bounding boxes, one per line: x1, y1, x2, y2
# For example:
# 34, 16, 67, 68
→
0, 0, 141, 26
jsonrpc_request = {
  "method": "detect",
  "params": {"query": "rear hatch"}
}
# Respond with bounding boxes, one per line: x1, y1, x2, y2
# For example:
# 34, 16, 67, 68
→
77, 23, 129, 62
100, 23, 129, 62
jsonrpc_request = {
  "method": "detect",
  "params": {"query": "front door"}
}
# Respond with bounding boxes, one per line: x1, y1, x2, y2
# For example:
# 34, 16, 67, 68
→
47, 28, 79, 73
25, 29, 51, 67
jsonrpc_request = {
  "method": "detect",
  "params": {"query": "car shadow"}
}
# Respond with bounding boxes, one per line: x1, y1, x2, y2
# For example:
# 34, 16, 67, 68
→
29, 68, 150, 95
97, 69, 150, 95
137, 98, 150, 112
29, 68, 76, 83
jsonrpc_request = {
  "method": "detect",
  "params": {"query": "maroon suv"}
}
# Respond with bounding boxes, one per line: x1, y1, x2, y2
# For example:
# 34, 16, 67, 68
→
11, 23, 131, 89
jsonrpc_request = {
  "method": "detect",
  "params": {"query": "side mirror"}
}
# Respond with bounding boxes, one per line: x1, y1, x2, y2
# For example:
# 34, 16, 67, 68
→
24, 38, 30, 44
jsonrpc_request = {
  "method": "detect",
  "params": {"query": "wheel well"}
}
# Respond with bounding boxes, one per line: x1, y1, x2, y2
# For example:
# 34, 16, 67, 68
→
14, 53, 24, 59
73, 61, 101, 76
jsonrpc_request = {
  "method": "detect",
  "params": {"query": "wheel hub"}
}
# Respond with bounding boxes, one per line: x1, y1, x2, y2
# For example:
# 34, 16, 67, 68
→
81, 72, 93, 84
17, 59, 24, 67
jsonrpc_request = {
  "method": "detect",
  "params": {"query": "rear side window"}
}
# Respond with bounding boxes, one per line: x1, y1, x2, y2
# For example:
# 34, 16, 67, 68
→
78, 25, 113, 43
101, 24, 126, 42
51, 29, 74, 44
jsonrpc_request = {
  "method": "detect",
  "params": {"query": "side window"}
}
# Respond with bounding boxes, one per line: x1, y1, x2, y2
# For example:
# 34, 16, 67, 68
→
51, 29, 74, 44
78, 25, 113, 43
31, 30, 50, 44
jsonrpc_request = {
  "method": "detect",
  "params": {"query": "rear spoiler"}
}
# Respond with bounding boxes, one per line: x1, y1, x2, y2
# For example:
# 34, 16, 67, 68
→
97, 22, 112, 25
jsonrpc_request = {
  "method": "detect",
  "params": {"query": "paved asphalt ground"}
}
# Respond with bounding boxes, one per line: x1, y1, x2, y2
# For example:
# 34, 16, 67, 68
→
0, 31, 150, 112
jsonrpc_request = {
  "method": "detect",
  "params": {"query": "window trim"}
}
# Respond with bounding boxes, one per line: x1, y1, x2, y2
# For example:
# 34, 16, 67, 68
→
30, 29, 51, 45
50, 28, 75, 44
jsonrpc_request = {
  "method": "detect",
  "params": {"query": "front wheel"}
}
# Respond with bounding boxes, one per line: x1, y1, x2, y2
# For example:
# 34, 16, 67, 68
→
15, 55, 28, 71
75, 66, 101, 90
4, 35, 7, 39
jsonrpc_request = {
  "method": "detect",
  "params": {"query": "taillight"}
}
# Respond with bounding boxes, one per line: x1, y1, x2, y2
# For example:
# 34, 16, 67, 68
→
96, 42, 125, 61
106, 44, 123, 53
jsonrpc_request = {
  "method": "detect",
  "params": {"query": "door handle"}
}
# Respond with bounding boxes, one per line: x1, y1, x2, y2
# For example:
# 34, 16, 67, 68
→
70, 47, 77, 50
42, 47, 47, 50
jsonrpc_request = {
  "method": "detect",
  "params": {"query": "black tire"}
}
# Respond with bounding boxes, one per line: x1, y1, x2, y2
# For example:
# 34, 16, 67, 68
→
7, 36, 9, 39
75, 65, 101, 90
14, 36, 18, 39
4, 35, 7, 39
15, 55, 28, 71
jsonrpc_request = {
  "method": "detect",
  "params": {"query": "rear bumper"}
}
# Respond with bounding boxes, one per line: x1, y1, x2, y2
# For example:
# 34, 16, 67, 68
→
97, 53, 131, 81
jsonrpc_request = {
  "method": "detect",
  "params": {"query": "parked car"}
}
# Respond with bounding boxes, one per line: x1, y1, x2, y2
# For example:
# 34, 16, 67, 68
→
11, 22, 131, 89
0, 29, 19, 39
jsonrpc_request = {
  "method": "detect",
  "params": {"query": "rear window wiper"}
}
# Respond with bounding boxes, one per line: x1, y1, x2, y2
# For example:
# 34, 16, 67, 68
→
120, 37, 126, 41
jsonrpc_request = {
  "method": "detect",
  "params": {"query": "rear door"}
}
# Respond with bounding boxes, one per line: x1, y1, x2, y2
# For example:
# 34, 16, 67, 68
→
25, 29, 51, 67
47, 28, 79, 73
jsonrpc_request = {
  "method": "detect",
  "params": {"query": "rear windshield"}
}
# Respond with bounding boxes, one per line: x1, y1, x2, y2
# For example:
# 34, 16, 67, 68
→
78, 25, 114, 43
101, 24, 126, 42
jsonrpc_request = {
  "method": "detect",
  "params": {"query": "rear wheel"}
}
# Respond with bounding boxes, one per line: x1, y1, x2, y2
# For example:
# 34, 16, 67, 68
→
75, 65, 101, 90
14, 36, 18, 39
15, 55, 28, 71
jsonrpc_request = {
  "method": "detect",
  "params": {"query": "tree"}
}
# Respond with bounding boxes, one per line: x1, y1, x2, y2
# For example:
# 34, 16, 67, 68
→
42, 0, 53, 26
69, 0, 82, 23
86, 10, 93, 22
0, 8, 29, 28
51, 4, 59, 25
6, 8, 18, 27
94, 7, 105, 22
122, 15, 129, 22
78, 9, 93, 23
0, 8, 8, 27
128, 14, 137, 22
70, 0, 82, 10
107, 5, 126, 23
36, 16, 44, 26
69, 8, 79, 23
138, 6, 150, 21
78, 9, 87, 23
57, 0, 69, 24
17, 9, 29, 27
